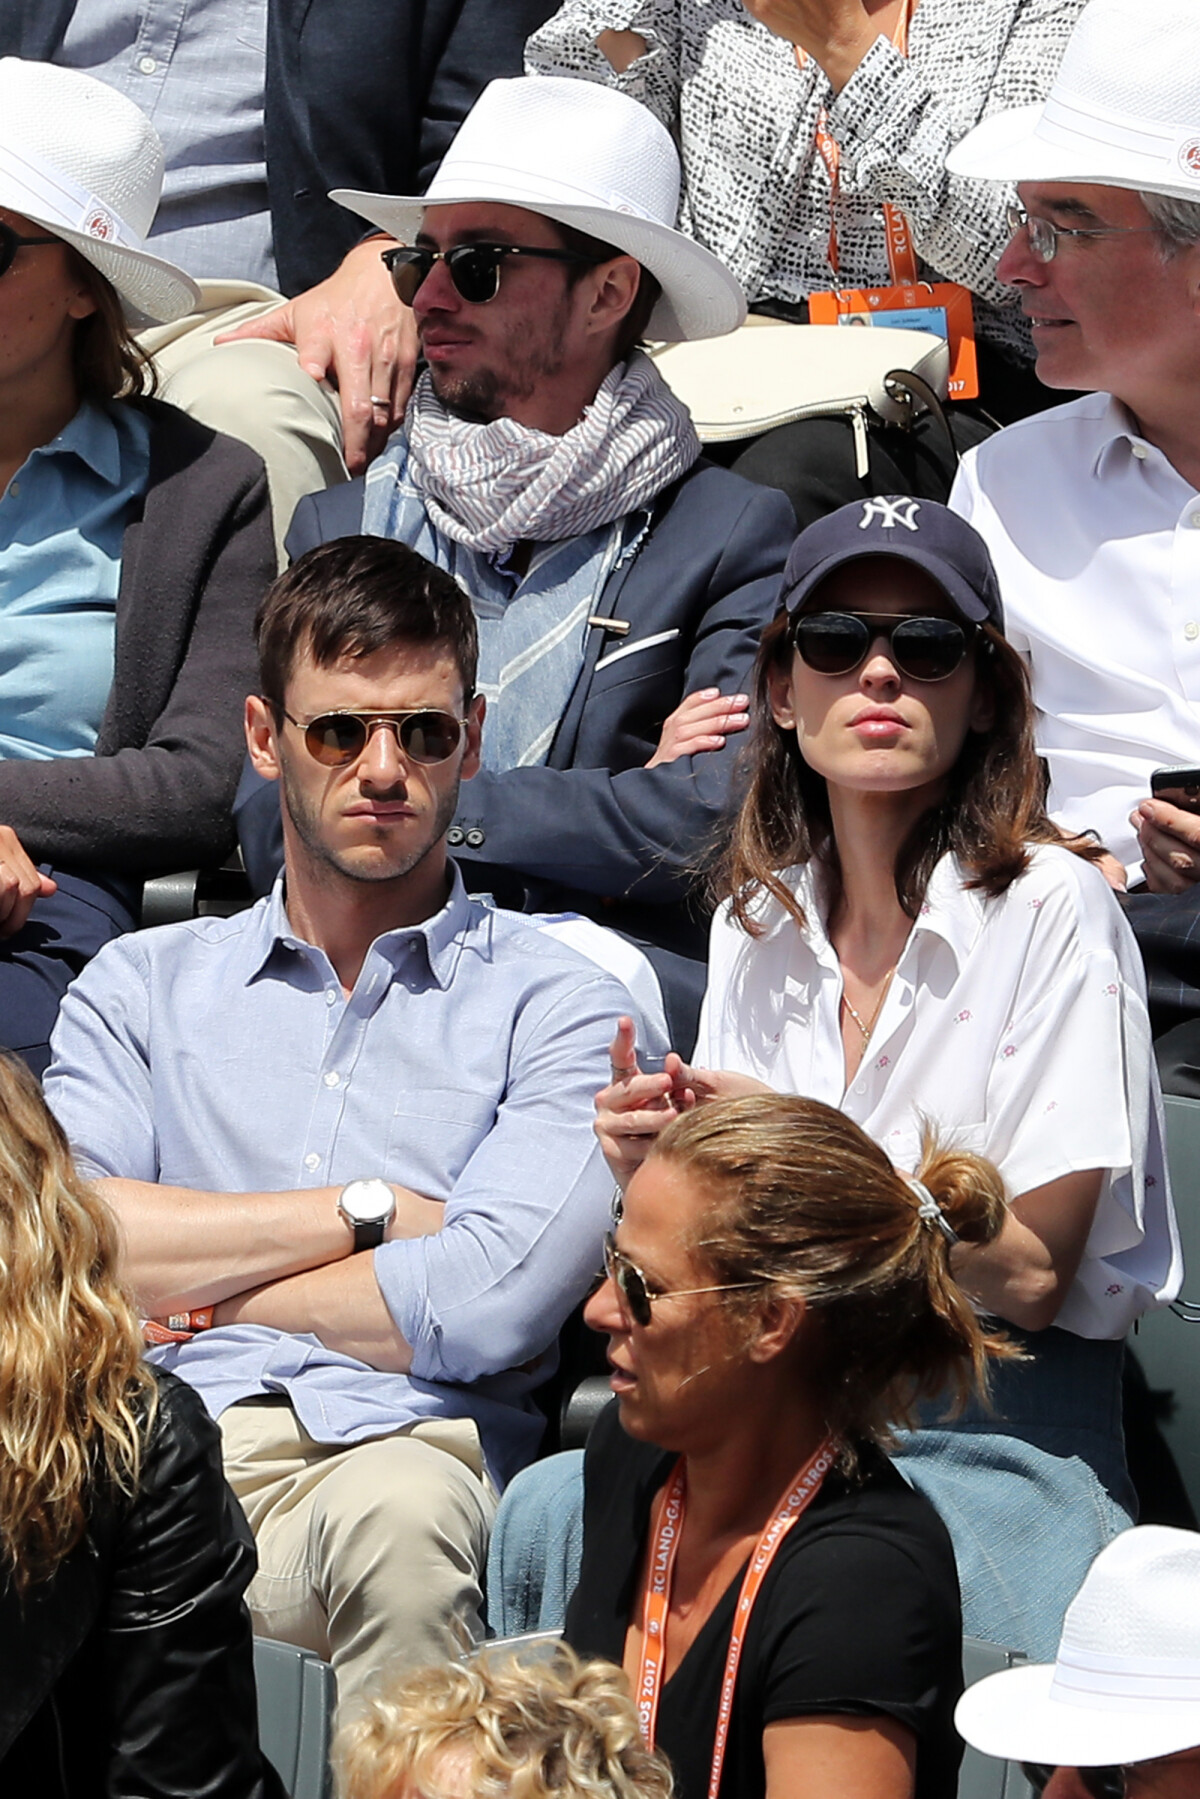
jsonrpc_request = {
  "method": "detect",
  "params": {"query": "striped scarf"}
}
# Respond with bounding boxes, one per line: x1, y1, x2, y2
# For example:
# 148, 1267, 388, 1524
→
403, 351, 701, 555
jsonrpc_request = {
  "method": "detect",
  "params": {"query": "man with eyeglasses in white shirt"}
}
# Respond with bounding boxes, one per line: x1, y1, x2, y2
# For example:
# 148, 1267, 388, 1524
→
943, 0, 1200, 1073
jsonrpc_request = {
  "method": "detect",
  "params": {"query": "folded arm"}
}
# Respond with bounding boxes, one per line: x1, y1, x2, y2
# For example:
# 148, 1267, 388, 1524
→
950, 1168, 1103, 1332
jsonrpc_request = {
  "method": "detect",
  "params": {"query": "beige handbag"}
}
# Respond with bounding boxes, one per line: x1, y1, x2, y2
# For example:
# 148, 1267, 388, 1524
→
648, 319, 951, 476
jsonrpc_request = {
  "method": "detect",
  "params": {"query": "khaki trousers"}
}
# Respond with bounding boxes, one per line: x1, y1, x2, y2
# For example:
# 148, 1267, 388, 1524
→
138, 279, 348, 564
220, 1401, 496, 1701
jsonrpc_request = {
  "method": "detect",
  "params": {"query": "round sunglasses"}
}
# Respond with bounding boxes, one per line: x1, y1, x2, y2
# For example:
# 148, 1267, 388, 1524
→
602, 1232, 763, 1329
0, 221, 60, 278
276, 706, 468, 767
1021, 1765, 1126, 1799
381, 241, 605, 308
790, 611, 976, 683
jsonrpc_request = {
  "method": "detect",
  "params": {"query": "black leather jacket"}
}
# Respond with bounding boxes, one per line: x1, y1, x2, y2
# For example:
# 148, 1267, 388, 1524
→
0, 1367, 283, 1798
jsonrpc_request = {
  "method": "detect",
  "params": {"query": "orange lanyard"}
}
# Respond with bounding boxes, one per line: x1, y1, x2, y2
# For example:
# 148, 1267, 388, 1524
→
797, 0, 918, 283
635, 1437, 837, 1799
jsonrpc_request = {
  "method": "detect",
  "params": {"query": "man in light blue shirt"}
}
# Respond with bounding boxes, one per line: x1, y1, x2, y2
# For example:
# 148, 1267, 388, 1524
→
45, 535, 626, 1697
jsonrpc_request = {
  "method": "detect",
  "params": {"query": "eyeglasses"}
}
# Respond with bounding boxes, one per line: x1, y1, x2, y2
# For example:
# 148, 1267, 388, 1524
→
790, 611, 976, 682
1005, 203, 1159, 265
0, 222, 60, 278
602, 1233, 763, 1329
276, 706, 468, 767
381, 241, 604, 307
1021, 1765, 1127, 1799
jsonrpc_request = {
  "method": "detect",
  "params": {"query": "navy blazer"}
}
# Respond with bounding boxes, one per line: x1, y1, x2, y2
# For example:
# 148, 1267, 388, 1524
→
2, 1, 556, 295
237, 461, 796, 964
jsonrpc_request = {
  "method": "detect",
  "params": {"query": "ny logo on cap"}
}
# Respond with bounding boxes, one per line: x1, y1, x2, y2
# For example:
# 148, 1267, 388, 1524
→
860, 497, 921, 531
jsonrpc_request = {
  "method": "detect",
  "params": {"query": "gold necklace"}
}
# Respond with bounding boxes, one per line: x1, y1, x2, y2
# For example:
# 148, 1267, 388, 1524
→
841, 968, 896, 1048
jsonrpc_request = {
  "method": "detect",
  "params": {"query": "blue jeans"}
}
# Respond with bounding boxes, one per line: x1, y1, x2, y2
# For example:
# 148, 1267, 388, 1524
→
486, 1329, 1133, 1658
0, 868, 139, 1077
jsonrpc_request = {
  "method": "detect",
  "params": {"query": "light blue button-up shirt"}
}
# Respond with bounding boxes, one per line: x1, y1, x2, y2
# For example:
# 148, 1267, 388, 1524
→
45, 870, 626, 1488
0, 400, 151, 761
57, 0, 274, 287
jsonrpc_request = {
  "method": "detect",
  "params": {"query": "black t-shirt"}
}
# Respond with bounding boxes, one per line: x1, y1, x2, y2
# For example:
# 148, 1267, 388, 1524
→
565, 1402, 963, 1799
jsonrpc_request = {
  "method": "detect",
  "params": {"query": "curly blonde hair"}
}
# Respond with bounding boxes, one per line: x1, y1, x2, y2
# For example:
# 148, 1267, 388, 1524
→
0, 1053, 154, 1588
650, 1095, 1022, 1467
333, 1646, 674, 1799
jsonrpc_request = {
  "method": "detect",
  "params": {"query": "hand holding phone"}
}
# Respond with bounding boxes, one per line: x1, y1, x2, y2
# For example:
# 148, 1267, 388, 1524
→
1150, 766, 1200, 813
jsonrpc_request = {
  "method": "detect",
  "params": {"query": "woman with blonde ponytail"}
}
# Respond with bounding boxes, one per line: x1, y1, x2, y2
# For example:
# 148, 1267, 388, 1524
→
0, 1052, 281, 1797
493, 501, 1176, 1666
564, 1096, 1013, 1799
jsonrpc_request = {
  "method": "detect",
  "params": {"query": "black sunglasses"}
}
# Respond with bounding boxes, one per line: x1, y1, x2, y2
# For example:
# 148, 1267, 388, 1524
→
276, 706, 468, 767
381, 241, 605, 308
0, 222, 60, 279
790, 610, 976, 683
1021, 1765, 1126, 1799
602, 1232, 763, 1329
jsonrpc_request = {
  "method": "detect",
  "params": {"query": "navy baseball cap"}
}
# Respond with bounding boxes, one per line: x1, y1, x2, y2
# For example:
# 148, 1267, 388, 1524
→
779, 496, 1005, 633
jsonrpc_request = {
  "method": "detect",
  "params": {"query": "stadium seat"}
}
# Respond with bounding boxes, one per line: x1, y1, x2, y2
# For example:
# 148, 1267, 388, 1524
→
253, 1637, 336, 1799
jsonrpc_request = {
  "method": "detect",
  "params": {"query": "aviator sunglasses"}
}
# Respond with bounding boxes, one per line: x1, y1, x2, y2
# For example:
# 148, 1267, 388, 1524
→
0, 222, 60, 278
276, 706, 468, 767
382, 241, 605, 308
790, 610, 977, 683
1021, 1766, 1127, 1799
603, 1232, 764, 1329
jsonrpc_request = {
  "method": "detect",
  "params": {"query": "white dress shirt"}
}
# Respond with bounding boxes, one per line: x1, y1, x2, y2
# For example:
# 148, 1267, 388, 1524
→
695, 845, 1180, 1338
950, 393, 1200, 879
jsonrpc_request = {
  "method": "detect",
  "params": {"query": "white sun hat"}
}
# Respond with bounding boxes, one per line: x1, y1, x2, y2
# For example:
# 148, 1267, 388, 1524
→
947, 0, 1200, 203
0, 58, 198, 325
332, 76, 746, 344
956, 1527, 1200, 1769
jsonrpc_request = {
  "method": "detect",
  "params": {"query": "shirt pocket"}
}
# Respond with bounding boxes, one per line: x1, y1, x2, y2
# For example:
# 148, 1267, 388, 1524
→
387, 1086, 499, 1197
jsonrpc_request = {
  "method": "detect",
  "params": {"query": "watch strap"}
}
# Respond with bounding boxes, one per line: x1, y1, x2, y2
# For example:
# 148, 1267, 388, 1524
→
352, 1218, 385, 1253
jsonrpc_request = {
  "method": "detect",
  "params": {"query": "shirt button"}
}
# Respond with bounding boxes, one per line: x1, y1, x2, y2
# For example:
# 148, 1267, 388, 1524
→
1187, 623, 1200, 642
323, 1071, 340, 1088
304, 1152, 321, 1170
1191, 513, 1200, 529
854, 1080, 866, 1095
1131, 444, 1147, 460
7, 481, 18, 498
138, 54, 157, 73
325, 989, 337, 1005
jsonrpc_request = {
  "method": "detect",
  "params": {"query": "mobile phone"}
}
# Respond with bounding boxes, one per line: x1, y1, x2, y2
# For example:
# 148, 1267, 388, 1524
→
1151, 765, 1200, 812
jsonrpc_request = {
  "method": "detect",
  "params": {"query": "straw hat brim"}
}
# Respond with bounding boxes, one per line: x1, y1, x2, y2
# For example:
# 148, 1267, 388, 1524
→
956, 1664, 1200, 1769
0, 170, 198, 324
947, 104, 1200, 203
331, 187, 746, 343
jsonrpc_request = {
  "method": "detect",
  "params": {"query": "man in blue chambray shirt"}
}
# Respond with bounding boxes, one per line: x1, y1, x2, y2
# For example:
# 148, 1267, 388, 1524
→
44, 535, 627, 1699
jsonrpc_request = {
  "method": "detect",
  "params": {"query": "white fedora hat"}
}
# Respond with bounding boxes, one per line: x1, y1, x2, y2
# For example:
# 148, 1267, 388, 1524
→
0, 58, 198, 325
948, 0, 1200, 203
332, 76, 746, 344
956, 1528, 1200, 1769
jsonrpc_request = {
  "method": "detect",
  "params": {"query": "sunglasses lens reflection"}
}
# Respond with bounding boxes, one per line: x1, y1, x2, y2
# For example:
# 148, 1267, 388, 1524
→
303, 711, 462, 767
792, 613, 871, 675
792, 613, 969, 682
890, 617, 968, 681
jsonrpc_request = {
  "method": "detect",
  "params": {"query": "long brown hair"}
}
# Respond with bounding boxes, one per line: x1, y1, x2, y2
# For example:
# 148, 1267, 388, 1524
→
715, 607, 1100, 937
66, 248, 156, 404
0, 1054, 155, 1588
650, 1095, 1019, 1465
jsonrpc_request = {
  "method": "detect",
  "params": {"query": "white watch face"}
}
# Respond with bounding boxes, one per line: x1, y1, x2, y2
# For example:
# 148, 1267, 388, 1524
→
339, 1179, 395, 1226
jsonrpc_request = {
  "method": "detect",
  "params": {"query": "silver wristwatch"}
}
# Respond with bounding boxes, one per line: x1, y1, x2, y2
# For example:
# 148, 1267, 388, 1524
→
337, 1178, 396, 1252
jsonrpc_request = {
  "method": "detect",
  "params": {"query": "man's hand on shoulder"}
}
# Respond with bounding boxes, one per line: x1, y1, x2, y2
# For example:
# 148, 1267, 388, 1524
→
214, 237, 418, 472
0, 825, 56, 937
1132, 798, 1200, 894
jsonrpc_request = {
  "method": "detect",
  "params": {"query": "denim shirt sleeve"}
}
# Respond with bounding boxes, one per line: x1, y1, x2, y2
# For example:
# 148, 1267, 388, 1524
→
373, 966, 621, 1384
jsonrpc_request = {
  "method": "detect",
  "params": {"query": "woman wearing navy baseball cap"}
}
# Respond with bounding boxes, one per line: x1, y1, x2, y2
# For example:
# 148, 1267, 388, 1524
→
590, 496, 1177, 1662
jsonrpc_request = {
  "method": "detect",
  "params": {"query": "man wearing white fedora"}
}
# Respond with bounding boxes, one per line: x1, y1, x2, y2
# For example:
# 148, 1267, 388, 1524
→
944, 0, 1200, 1061
235, 75, 797, 1044
947, 0, 1200, 891
956, 1525, 1200, 1799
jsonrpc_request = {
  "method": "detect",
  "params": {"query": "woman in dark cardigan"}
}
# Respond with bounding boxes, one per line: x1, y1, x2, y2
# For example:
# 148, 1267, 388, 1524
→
0, 57, 274, 1072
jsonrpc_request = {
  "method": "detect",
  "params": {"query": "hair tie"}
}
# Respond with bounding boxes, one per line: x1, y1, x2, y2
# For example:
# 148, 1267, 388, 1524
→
906, 1176, 960, 1247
